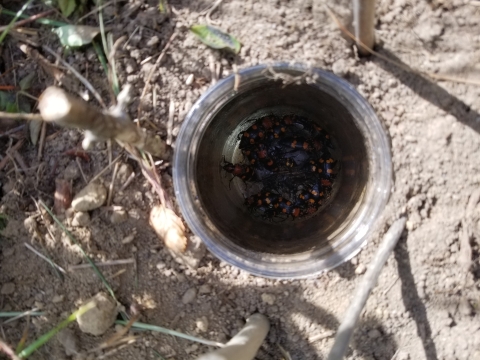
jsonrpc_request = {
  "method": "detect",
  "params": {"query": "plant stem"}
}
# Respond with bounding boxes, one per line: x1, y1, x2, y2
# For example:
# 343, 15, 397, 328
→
18, 302, 95, 358
0, 0, 35, 45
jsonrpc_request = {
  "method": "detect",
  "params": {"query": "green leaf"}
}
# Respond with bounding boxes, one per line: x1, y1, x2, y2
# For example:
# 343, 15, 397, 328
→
190, 25, 241, 54
57, 0, 77, 18
30, 120, 43, 146
5, 102, 19, 113
19, 72, 36, 91
0, 214, 8, 231
53, 25, 101, 47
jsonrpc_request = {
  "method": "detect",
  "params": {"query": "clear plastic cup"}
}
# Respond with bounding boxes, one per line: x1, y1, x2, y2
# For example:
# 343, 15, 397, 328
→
173, 63, 392, 279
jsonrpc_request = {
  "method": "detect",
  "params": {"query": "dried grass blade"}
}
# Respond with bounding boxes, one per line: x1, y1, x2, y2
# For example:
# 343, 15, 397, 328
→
116, 320, 224, 348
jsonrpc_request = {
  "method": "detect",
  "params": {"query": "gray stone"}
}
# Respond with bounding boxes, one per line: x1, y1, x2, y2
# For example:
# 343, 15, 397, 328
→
72, 212, 90, 227
72, 183, 107, 212
198, 284, 211, 294
57, 329, 78, 356
1, 282, 15, 295
110, 207, 128, 224
77, 292, 117, 336
182, 288, 197, 304
261, 293, 275, 305
368, 329, 381, 339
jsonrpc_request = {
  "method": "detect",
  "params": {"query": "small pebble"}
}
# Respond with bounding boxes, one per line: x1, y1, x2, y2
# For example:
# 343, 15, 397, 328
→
72, 212, 90, 227
1, 282, 15, 295
110, 207, 128, 224
156, 262, 166, 270
261, 293, 275, 305
147, 36, 159, 47
182, 288, 197, 304
332, 58, 348, 77
77, 292, 118, 336
198, 284, 211, 294
368, 329, 381, 339
57, 329, 78, 356
355, 263, 366, 275
72, 183, 107, 212
196, 316, 209, 333
186, 74, 194, 86
459, 298, 473, 316
52, 294, 65, 303
116, 163, 133, 185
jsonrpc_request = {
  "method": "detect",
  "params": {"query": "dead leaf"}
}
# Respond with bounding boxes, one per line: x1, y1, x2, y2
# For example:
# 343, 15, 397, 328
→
149, 204, 187, 253
54, 179, 72, 214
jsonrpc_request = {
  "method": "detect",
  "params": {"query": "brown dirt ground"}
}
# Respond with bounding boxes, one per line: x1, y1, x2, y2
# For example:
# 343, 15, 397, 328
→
1, 0, 480, 359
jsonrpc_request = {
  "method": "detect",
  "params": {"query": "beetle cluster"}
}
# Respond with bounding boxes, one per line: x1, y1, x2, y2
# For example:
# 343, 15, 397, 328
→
222, 114, 339, 220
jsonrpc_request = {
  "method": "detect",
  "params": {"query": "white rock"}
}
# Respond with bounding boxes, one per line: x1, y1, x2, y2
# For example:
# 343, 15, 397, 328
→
77, 292, 117, 336
261, 293, 275, 305
355, 263, 366, 275
72, 183, 107, 212
196, 316, 209, 332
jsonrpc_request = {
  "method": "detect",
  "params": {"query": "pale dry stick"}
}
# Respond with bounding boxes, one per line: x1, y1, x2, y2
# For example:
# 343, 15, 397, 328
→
110, 268, 126, 278
0, 125, 25, 138
37, 121, 46, 161
89, 154, 122, 184
0, 339, 21, 360
353, 0, 376, 56
2, 308, 42, 326
119, 171, 135, 191
0, 10, 55, 32
97, 337, 138, 360
77, 0, 121, 23
277, 344, 292, 360
308, 330, 335, 343
38, 86, 167, 157
199, 0, 224, 25
325, 6, 480, 86
166, 100, 175, 146
107, 161, 119, 206
91, 314, 140, 353
42, 45, 107, 108
19, 45, 80, 94
326, 217, 407, 360
0, 139, 24, 171
233, 63, 240, 92
10, 150, 28, 173
122, 26, 139, 50
68, 258, 135, 270
137, 31, 177, 120
195, 314, 269, 360
209, 55, 218, 85
0, 111, 42, 121
75, 157, 88, 184
24, 243, 67, 275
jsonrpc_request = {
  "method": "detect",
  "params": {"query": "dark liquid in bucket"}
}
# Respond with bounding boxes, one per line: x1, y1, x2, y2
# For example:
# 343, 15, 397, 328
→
222, 114, 340, 220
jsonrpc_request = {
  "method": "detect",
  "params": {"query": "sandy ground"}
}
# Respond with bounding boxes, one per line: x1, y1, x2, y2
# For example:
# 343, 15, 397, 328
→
1, 0, 480, 359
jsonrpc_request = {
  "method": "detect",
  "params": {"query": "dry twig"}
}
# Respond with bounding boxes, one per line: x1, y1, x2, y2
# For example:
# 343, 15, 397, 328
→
325, 6, 480, 86
37, 86, 167, 157
327, 218, 406, 360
